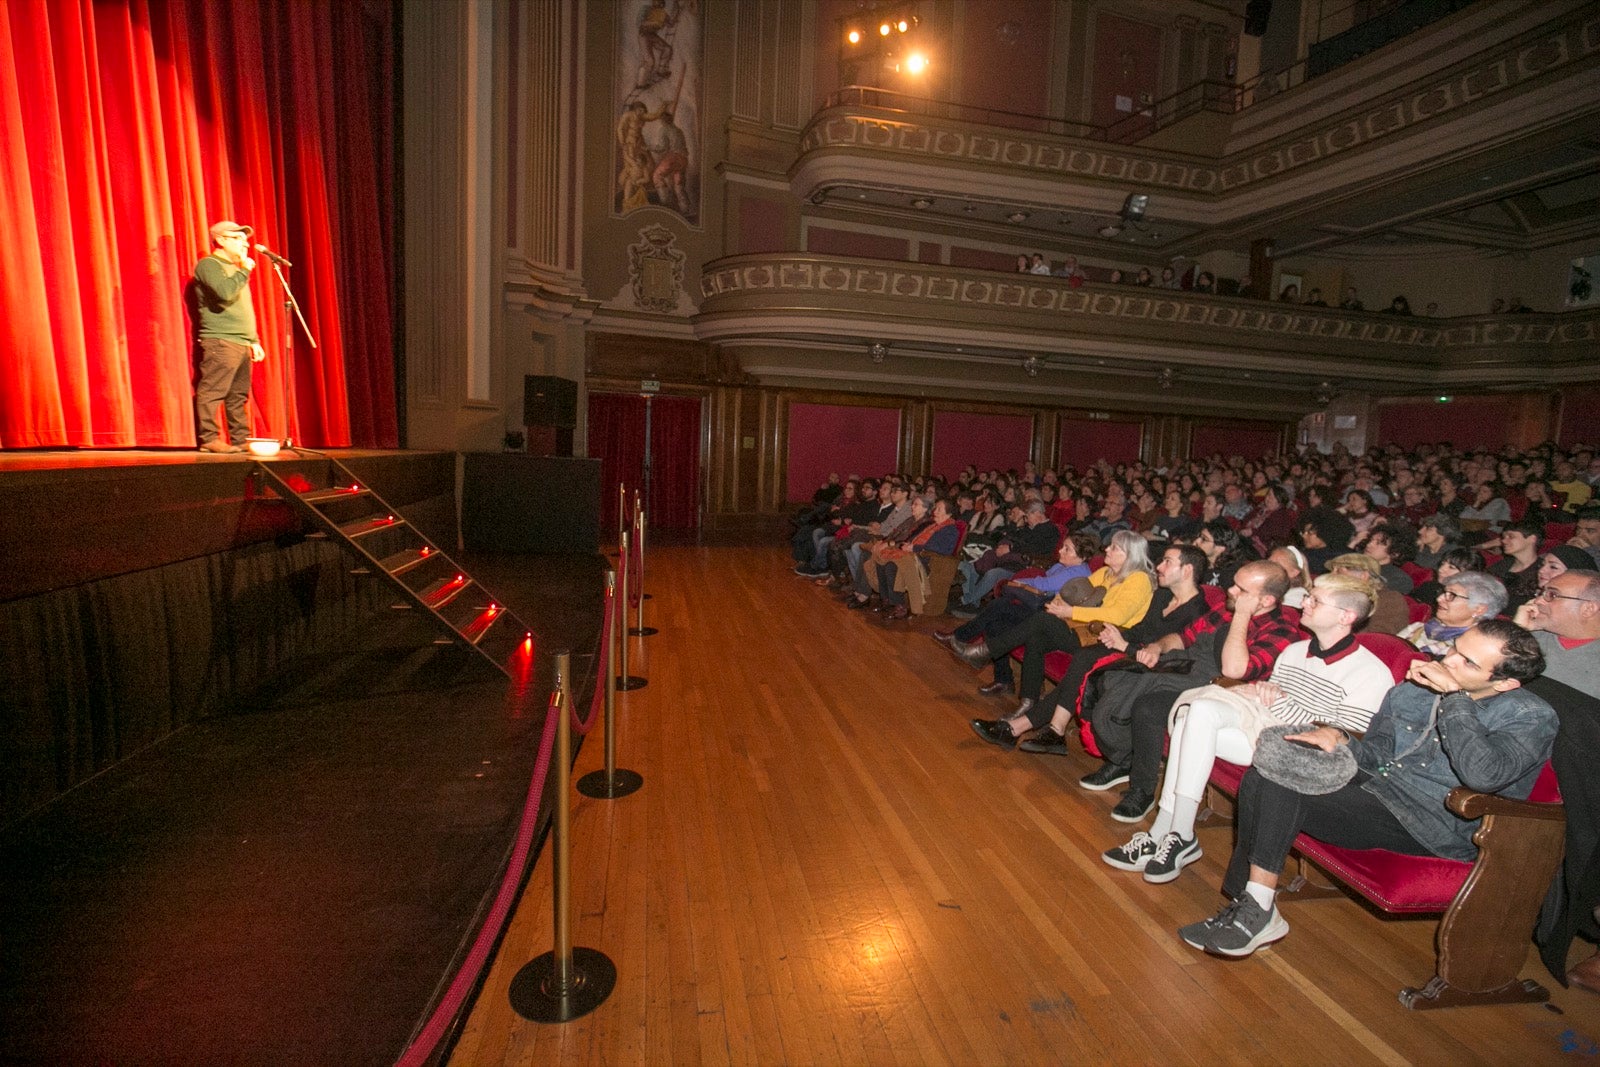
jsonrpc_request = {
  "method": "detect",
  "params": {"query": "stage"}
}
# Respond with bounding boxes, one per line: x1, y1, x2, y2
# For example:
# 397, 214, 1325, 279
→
0, 448, 608, 1066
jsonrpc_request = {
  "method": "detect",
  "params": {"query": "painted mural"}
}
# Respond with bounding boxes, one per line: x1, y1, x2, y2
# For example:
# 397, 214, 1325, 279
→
614, 0, 701, 226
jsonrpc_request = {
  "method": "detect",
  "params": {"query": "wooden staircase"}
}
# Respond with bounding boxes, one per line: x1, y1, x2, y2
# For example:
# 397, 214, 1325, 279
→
252, 457, 532, 677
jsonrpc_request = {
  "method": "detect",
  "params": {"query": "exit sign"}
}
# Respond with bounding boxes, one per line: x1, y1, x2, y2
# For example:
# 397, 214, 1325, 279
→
640, 379, 660, 394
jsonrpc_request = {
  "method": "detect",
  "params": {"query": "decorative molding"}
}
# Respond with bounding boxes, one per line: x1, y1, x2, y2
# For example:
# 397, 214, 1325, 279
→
795, 7, 1600, 208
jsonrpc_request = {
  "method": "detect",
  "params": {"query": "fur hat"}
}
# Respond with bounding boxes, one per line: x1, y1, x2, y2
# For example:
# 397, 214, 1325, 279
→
1252, 724, 1357, 795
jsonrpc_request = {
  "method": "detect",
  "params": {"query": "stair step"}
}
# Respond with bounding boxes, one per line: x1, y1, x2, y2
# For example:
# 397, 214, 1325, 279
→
379, 547, 439, 578
459, 604, 508, 645
412, 574, 474, 611
340, 514, 407, 539
300, 485, 372, 506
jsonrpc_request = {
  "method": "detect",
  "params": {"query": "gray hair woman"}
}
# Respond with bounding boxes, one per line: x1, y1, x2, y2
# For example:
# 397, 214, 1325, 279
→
1398, 571, 1507, 657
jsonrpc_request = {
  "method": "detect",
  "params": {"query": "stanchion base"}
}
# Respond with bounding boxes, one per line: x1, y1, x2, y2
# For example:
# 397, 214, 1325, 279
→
508, 947, 617, 1023
628, 626, 659, 636
617, 675, 647, 690
577, 768, 644, 799
642, 593, 653, 600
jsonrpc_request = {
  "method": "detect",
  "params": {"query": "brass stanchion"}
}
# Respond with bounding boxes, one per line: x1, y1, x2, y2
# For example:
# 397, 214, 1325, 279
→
508, 650, 616, 1022
616, 530, 646, 691
579, 571, 644, 799
629, 503, 658, 637
616, 482, 627, 551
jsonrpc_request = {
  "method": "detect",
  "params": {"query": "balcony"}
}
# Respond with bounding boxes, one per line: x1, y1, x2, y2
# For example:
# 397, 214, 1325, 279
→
695, 253, 1598, 416
792, 3, 1600, 258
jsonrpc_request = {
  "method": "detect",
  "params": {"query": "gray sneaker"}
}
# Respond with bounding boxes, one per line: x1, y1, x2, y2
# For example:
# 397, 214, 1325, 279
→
1142, 832, 1202, 884
1203, 895, 1289, 958
1179, 900, 1236, 950
1102, 832, 1157, 872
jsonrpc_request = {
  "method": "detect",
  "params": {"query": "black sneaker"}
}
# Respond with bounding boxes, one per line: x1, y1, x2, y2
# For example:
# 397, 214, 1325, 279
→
1018, 728, 1069, 756
969, 719, 1016, 749
1110, 788, 1156, 823
1078, 763, 1131, 791
1142, 832, 1202, 884
1102, 831, 1156, 872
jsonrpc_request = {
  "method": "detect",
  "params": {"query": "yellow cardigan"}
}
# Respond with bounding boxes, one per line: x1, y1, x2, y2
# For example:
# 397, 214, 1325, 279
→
1066, 566, 1154, 629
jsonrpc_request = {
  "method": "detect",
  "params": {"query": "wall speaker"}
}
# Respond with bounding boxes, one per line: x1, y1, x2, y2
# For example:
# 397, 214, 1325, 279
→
524, 375, 578, 429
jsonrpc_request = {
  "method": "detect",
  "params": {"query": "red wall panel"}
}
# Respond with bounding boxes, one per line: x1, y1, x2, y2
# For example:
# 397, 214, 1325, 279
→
1090, 13, 1161, 135
1191, 422, 1284, 460
931, 411, 1034, 479
1059, 418, 1142, 469
950, 246, 1022, 272
1377, 397, 1518, 450
736, 192, 788, 253
1560, 385, 1600, 446
787, 403, 901, 502
955, 0, 1051, 121
806, 226, 909, 261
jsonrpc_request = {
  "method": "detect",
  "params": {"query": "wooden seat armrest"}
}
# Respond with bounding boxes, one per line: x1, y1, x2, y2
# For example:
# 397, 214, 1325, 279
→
1445, 787, 1565, 822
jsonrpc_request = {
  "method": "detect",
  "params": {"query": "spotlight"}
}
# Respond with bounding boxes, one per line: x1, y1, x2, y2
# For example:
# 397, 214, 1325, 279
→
847, 28, 861, 44
905, 52, 928, 74
879, 22, 891, 36
897, 19, 909, 32
1120, 193, 1149, 222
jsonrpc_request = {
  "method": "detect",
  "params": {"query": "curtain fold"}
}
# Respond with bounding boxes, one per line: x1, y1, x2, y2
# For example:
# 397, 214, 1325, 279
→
587, 393, 648, 538
648, 395, 702, 531
0, 0, 396, 449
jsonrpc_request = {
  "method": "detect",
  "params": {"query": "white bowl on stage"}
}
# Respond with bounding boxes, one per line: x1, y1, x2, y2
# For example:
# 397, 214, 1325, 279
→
246, 438, 281, 457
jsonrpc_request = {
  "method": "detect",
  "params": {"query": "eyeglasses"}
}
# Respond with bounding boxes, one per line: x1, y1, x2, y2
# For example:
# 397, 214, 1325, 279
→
1436, 590, 1465, 602
1536, 586, 1596, 605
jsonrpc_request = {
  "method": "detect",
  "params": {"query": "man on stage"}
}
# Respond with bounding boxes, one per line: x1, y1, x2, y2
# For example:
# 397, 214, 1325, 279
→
193, 220, 265, 452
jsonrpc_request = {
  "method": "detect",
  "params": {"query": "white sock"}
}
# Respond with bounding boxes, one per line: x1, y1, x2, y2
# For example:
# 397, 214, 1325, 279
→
1244, 881, 1275, 912
1149, 806, 1174, 839
1171, 796, 1201, 840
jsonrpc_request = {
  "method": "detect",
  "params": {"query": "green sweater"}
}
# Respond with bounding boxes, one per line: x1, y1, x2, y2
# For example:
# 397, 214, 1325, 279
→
193, 254, 259, 345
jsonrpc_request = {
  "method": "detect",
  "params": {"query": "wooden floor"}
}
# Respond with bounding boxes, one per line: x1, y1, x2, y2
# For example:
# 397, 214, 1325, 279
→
449, 546, 1600, 1066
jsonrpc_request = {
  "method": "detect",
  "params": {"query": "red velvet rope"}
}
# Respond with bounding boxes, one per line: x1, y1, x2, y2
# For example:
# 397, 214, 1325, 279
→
394, 577, 615, 1066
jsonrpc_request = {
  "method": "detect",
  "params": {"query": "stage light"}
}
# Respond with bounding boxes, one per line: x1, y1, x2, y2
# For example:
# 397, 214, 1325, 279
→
1120, 193, 1149, 222
897, 19, 909, 32
906, 52, 928, 74
847, 28, 861, 44
879, 22, 891, 36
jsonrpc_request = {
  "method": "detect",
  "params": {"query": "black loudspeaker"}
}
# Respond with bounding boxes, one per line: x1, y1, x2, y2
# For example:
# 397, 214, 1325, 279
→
1243, 0, 1271, 36
524, 375, 578, 428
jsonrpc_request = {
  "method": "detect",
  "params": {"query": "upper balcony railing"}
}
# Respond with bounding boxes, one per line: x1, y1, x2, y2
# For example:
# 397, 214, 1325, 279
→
821, 86, 1107, 140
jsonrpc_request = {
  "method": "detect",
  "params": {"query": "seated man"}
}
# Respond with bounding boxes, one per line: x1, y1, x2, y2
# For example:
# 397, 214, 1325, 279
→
1564, 505, 1600, 570
1082, 560, 1302, 822
1324, 553, 1408, 635
1413, 512, 1461, 571
1103, 573, 1392, 883
1520, 570, 1600, 993
1297, 507, 1357, 575
1180, 619, 1554, 958
1489, 518, 1544, 613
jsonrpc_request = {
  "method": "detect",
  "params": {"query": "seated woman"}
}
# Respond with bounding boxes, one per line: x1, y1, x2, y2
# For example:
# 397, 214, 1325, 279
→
1411, 544, 1485, 608
950, 531, 1154, 715
1267, 545, 1311, 608
1397, 570, 1506, 656
972, 542, 1210, 750
1459, 481, 1512, 534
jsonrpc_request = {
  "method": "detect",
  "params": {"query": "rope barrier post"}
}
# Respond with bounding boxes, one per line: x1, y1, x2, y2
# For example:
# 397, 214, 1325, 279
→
616, 483, 626, 552
580, 571, 643, 800
508, 650, 616, 1022
616, 530, 646, 691
629, 503, 658, 637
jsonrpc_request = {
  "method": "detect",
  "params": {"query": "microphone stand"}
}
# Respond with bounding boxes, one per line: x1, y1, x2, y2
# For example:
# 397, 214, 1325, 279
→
268, 256, 318, 450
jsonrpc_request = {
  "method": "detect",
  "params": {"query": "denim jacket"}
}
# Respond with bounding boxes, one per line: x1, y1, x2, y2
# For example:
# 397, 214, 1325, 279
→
1351, 681, 1557, 861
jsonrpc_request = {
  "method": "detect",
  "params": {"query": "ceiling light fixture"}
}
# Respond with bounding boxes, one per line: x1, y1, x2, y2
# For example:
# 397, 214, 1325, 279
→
868, 341, 890, 364
1098, 222, 1123, 238
1313, 381, 1336, 406
911, 197, 932, 209
1007, 210, 1029, 223
1157, 367, 1175, 389
1022, 355, 1042, 377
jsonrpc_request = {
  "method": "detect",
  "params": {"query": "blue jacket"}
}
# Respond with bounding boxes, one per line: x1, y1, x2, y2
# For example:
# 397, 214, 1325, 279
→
1352, 682, 1557, 861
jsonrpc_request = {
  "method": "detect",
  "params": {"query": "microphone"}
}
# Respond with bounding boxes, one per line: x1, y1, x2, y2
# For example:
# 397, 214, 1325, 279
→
254, 244, 293, 268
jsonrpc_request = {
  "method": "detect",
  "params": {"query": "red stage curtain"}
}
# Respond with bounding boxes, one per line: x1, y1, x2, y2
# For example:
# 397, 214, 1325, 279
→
647, 395, 703, 531
0, 0, 396, 450
588, 393, 647, 537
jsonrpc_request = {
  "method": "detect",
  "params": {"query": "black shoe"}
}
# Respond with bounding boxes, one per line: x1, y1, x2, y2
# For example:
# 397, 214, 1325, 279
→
794, 565, 826, 577
977, 680, 1011, 697
952, 638, 991, 667
949, 603, 979, 619
1011, 697, 1035, 720
1079, 763, 1131, 791
1018, 728, 1069, 756
1111, 788, 1157, 823
969, 718, 1016, 749
845, 595, 870, 610
931, 630, 956, 646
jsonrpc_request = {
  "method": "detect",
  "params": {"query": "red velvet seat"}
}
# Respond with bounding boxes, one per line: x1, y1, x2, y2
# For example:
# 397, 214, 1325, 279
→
1400, 561, 1434, 587
1544, 521, 1576, 547
1403, 595, 1431, 624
